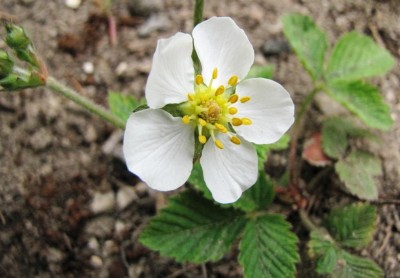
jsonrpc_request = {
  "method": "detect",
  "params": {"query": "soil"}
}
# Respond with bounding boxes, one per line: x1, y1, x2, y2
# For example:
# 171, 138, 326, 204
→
1, 0, 399, 277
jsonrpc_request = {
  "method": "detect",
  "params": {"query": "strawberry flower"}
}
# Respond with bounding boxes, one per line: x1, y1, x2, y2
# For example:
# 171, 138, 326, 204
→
123, 17, 294, 204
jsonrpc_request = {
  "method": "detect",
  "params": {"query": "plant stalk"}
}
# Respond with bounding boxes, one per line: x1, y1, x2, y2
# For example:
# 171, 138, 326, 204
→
193, 0, 204, 27
46, 76, 125, 129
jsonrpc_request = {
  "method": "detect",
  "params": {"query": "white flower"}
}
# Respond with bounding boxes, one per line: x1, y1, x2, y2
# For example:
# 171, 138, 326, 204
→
123, 17, 294, 204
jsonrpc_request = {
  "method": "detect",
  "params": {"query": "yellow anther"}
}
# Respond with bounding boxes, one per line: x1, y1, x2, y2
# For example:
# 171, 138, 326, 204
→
195, 74, 204, 85
212, 68, 218, 79
228, 75, 239, 86
230, 136, 241, 145
182, 115, 190, 124
231, 118, 243, 126
198, 118, 207, 126
228, 107, 238, 115
228, 94, 239, 103
199, 135, 207, 144
240, 96, 251, 103
215, 85, 225, 96
215, 140, 224, 149
215, 123, 228, 133
242, 118, 252, 125
188, 93, 195, 101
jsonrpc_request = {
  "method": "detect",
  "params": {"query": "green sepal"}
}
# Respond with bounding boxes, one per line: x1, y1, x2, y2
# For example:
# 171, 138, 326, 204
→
5, 24, 31, 50
107, 91, 139, 122
246, 65, 275, 79
0, 72, 45, 91
0, 50, 14, 79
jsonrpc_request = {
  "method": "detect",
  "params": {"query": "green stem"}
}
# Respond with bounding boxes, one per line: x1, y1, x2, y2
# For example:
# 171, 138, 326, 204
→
193, 0, 204, 27
299, 209, 319, 232
46, 76, 125, 129
295, 87, 320, 125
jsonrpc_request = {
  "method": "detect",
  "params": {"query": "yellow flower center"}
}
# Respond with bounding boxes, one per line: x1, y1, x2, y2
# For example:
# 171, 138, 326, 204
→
180, 67, 252, 149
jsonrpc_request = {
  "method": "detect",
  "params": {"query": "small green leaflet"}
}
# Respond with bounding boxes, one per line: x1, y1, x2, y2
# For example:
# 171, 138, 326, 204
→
325, 32, 395, 81
140, 190, 246, 263
239, 214, 299, 278
335, 151, 382, 200
107, 91, 139, 122
308, 231, 383, 277
326, 80, 393, 130
326, 203, 377, 249
282, 14, 327, 81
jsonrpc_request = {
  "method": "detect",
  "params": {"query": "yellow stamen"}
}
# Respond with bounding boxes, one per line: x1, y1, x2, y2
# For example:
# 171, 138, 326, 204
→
195, 74, 204, 85
182, 115, 190, 124
215, 140, 224, 149
228, 94, 238, 103
215, 85, 225, 96
231, 118, 242, 126
212, 68, 218, 79
198, 118, 207, 126
242, 118, 252, 125
228, 75, 238, 86
215, 123, 227, 133
228, 107, 238, 115
188, 94, 195, 101
199, 135, 207, 144
240, 96, 251, 103
230, 136, 241, 145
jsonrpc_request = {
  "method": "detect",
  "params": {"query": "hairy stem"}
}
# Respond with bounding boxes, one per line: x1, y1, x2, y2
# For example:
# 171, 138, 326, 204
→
46, 76, 125, 129
193, 0, 204, 27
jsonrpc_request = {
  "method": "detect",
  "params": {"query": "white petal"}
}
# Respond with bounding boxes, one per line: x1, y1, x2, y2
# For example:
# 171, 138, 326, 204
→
192, 17, 254, 87
233, 78, 295, 144
200, 134, 258, 204
146, 32, 194, 109
123, 109, 195, 191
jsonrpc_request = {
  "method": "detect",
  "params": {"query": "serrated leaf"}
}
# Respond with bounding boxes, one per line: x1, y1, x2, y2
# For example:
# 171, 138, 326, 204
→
246, 65, 274, 79
326, 32, 395, 81
326, 80, 393, 130
282, 14, 327, 81
308, 231, 383, 277
239, 214, 299, 278
232, 171, 275, 212
333, 250, 384, 278
326, 203, 377, 249
140, 190, 246, 263
188, 162, 212, 200
335, 151, 382, 200
108, 91, 138, 122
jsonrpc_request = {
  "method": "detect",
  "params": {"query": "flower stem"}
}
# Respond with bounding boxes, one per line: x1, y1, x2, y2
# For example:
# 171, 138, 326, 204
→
46, 76, 125, 129
299, 209, 320, 232
193, 0, 204, 27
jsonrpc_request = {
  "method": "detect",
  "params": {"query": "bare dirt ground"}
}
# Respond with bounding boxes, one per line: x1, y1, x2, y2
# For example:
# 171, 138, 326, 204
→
1, 0, 399, 277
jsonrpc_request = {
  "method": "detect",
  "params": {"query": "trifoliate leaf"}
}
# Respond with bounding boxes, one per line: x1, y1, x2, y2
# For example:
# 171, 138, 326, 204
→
322, 117, 350, 159
308, 231, 383, 277
326, 203, 377, 249
335, 151, 382, 200
326, 80, 393, 130
140, 190, 246, 263
282, 14, 327, 81
232, 171, 275, 212
326, 32, 395, 81
108, 91, 139, 122
246, 65, 274, 79
239, 214, 299, 278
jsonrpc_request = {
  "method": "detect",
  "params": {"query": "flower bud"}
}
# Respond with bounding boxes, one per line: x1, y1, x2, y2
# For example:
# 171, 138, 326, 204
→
0, 50, 14, 78
5, 24, 31, 50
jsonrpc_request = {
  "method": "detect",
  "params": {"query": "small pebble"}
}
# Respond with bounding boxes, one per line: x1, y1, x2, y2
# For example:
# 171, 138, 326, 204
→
262, 38, 290, 56
88, 237, 100, 251
90, 191, 115, 214
65, 0, 81, 9
117, 186, 138, 210
90, 255, 103, 268
82, 62, 94, 75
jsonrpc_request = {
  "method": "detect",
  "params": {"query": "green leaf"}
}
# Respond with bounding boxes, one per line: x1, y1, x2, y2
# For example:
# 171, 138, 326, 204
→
326, 32, 395, 81
326, 203, 377, 249
246, 65, 274, 79
140, 190, 246, 263
326, 80, 393, 130
282, 14, 327, 81
308, 231, 383, 277
107, 91, 139, 122
188, 162, 212, 200
335, 151, 382, 200
232, 171, 275, 212
239, 214, 299, 278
